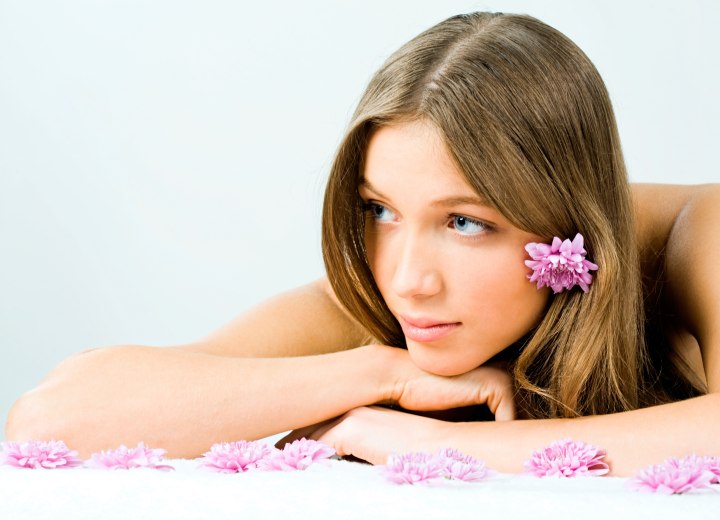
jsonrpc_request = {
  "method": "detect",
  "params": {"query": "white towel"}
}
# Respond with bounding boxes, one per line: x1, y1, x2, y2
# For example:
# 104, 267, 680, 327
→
2, 456, 718, 520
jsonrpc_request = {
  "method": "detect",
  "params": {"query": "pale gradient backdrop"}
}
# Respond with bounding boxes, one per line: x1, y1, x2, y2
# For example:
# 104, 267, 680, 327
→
1, 0, 718, 436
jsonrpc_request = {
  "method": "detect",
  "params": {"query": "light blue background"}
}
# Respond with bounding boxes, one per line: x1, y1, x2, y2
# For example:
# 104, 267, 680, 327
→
2, 0, 718, 436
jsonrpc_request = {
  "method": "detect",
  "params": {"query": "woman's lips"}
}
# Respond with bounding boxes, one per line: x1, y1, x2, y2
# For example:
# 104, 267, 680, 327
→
399, 315, 461, 342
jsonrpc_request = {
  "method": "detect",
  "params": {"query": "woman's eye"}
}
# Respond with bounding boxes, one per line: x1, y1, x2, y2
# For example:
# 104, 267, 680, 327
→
451, 215, 487, 235
366, 203, 396, 222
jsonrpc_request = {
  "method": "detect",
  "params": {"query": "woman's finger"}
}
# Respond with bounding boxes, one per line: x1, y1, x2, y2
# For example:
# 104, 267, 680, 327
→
274, 417, 337, 448
493, 395, 516, 421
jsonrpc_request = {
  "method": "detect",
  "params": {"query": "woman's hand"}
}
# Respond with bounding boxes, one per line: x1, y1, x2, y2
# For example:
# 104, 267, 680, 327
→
384, 347, 516, 421
279, 352, 516, 464
283, 406, 454, 465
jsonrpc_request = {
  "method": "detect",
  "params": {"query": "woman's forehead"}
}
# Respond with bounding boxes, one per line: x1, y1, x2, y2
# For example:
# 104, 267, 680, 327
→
361, 121, 491, 204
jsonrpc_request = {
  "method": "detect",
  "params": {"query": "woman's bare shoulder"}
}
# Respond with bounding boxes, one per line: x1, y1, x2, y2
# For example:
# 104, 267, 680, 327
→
178, 278, 370, 358
630, 183, 702, 256
635, 183, 720, 389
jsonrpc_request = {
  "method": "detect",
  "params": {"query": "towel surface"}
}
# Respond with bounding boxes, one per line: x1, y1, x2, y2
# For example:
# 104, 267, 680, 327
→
2, 457, 719, 519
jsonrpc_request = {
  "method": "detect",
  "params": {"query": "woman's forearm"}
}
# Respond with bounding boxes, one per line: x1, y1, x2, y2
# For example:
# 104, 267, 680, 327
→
5, 344, 393, 458
442, 393, 720, 476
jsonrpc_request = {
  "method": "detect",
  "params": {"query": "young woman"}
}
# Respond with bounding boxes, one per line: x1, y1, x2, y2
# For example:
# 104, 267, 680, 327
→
6, 12, 719, 477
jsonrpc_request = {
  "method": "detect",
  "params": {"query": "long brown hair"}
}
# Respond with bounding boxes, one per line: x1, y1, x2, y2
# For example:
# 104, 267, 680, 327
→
322, 12, 702, 418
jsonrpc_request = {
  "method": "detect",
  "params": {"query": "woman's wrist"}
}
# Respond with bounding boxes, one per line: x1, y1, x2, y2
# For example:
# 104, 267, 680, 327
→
353, 344, 408, 405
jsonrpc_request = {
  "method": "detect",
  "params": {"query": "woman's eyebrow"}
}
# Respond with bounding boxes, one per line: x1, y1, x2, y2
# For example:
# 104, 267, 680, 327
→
358, 179, 389, 200
359, 179, 489, 208
430, 195, 489, 208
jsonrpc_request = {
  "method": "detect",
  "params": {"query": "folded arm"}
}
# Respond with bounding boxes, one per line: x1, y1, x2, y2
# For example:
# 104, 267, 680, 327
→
307, 391, 720, 476
5, 281, 514, 457
5, 280, 372, 456
6, 344, 396, 458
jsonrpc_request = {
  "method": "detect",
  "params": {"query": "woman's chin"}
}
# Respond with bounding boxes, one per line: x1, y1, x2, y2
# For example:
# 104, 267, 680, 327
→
407, 345, 483, 376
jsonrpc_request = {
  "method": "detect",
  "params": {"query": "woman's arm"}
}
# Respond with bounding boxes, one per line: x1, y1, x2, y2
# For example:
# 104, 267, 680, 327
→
5, 278, 515, 457
307, 393, 720, 476
307, 184, 720, 476
6, 345, 393, 459
5, 345, 515, 459
5, 280, 367, 454
4, 279, 369, 456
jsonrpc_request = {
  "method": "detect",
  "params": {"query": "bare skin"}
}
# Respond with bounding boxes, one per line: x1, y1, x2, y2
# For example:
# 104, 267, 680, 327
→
301, 183, 720, 475
5, 183, 719, 475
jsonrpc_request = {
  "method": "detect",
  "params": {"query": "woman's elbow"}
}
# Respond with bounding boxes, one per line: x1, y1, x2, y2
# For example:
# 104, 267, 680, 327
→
4, 347, 118, 444
5, 389, 60, 442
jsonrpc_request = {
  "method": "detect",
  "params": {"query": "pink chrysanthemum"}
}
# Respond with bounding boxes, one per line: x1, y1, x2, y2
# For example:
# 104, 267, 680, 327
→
437, 448, 489, 482
699, 455, 720, 484
629, 455, 715, 494
524, 439, 609, 477
89, 442, 174, 471
525, 233, 598, 293
0, 440, 82, 469
382, 451, 446, 485
258, 438, 335, 471
200, 440, 273, 473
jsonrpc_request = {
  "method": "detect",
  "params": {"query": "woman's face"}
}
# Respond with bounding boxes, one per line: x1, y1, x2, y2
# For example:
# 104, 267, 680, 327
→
360, 120, 549, 376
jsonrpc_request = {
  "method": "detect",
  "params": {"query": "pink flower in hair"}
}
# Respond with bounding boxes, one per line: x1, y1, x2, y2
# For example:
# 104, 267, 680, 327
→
0, 440, 82, 469
525, 233, 598, 293
382, 451, 445, 485
89, 442, 174, 471
437, 448, 489, 482
200, 440, 273, 473
524, 439, 609, 477
628, 455, 715, 494
258, 438, 335, 471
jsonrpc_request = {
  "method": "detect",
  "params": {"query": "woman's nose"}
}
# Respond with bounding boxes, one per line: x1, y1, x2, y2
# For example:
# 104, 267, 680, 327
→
390, 234, 442, 299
